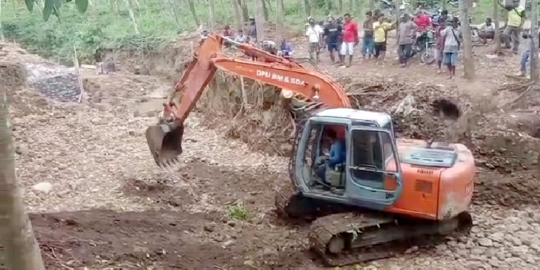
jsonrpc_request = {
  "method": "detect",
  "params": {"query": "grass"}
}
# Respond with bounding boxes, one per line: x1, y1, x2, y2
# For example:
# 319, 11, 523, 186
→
227, 201, 248, 220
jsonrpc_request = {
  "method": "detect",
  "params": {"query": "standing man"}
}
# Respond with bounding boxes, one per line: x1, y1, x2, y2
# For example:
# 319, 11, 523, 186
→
362, 11, 375, 60
324, 16, 342, 63
340, 13, 359, 67
306, 18, 324, 62
504, 6, 526, 54
434, 18, 446, 73
248, 16, 257, 43
441, 18, 462, 79
373, 14, 395, 65
397, 14, 418, 67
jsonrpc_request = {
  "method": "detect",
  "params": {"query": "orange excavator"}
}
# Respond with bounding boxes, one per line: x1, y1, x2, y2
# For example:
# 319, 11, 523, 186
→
145, 35, 475, 266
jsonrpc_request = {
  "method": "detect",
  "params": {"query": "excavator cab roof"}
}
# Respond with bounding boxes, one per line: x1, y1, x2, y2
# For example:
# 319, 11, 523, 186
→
313, 108, 392, 128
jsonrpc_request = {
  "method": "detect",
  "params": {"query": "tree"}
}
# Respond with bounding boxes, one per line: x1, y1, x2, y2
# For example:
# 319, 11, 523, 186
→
186, 0, 201, 28
0, 92, 44, 269
23, 0, 89, 22
459, 0, 475, 79
0, 0, 4, 42
493, 0, 501, 53
230, 0, 243, 31
276, 0, 284, 40
238, 0, 249, 21
254, 0, 265, 43
208, 0, 216, 30
302, 0, 310, 17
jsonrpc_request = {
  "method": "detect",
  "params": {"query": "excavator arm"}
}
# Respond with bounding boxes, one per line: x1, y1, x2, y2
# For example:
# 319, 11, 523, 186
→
145, 34, 350, 167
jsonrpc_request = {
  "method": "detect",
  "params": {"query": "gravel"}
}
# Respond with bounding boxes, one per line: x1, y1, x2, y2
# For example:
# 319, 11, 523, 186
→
24, 63, 81, 102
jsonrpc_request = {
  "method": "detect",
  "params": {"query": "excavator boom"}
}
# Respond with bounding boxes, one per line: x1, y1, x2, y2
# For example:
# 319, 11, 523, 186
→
145, 35, 350, 167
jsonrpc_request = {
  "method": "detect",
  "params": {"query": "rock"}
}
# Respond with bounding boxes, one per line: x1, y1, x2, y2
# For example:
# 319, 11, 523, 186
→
15, 144, 29, 155
463, 261, 490, 270
496, 251, 506, 261
404, 245, 418, 254
32, 182, 53, 193
471, 248, 485, 255
478, 238, 494, 247
489, 232, 504, 242
203, 224, 215, 232
511, 237, 522, 246
488, 258, 501, 268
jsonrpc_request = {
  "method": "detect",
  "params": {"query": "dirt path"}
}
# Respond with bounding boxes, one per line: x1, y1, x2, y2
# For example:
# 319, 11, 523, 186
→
3, 41, 540, 269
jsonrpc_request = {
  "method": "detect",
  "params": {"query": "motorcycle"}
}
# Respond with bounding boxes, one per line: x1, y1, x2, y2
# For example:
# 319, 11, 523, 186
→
410, 29, 436, 64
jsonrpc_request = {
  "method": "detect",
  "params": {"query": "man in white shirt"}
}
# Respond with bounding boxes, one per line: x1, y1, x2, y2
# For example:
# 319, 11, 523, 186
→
477, 17, 495, 43
306, 18, 324, 62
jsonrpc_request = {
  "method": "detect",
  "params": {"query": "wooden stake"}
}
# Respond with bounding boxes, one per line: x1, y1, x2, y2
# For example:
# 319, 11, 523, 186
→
73, 46, 85, 103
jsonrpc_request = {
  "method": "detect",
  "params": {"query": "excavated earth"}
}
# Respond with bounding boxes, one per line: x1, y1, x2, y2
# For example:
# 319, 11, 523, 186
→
1, 38, 540, 270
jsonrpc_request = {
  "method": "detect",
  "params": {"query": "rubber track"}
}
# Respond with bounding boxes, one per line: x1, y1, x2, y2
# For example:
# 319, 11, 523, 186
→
308, 211, 473, 267
308, 212, 404, 266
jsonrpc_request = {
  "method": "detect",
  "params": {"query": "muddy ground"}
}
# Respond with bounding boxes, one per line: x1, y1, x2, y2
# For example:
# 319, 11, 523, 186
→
2, 33, 540, 270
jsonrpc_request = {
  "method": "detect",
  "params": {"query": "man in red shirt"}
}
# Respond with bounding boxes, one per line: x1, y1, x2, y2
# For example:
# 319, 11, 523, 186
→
339, 13, 359, 67
413, 10, 431, 32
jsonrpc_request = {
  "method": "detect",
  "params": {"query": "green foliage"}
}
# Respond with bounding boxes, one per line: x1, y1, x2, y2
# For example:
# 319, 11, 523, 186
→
1, 0, 503, 65
227, 202, 248, 221
23, 0, 88, 22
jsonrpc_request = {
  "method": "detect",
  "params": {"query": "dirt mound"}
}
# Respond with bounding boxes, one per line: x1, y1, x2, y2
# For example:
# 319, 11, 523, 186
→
32, 210, 234, 269
0, 61, 52, 117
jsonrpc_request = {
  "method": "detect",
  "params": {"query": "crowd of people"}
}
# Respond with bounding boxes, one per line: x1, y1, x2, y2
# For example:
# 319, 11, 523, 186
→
202, 5, 532, 79
305, 9, 464, 78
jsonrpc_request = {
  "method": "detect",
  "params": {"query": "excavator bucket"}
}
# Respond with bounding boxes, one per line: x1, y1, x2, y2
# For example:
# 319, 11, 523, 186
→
145, 122, 184, 167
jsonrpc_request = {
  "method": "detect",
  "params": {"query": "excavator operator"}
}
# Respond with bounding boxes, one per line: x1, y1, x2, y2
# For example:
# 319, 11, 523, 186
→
315, 128, 346, 185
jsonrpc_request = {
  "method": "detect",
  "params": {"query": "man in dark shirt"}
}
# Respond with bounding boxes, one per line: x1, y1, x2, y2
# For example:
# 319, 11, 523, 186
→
323, 16, 342, 63
315, 129, 346, 185
248, 17, 257, 43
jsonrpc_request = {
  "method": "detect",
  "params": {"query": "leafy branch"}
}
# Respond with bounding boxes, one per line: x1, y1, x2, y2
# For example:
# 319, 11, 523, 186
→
24, 0, 88, 21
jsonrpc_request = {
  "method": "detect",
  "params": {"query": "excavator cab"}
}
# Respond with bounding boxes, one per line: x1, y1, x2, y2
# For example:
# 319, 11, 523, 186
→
292, 108, 403, 209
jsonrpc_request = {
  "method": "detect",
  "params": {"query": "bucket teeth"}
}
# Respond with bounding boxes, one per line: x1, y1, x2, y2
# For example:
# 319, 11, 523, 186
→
158, 157, 180, 170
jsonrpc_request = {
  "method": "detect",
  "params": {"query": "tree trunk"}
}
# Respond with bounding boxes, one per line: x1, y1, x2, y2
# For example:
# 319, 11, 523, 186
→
459, 0, 475, 79
262, 0, 268, 21
325, 0, 332, 11
230, 0, 243, 31
338, 0, 343, 12
254, 0, 265, 43
530, 0, 538, 81
0, 93, 45, 270
207, 0, 216, 30
165, 0, 180, 26
442, 0, 447, 10
493, 0, 501, 53
0, 0, 4, 42
238, 0, 249, 21
125, 0, 140, 34
276, 0, 284, 40
302, 0, 310, 17
369, 0, 375, 11
186, 0, 200, 28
